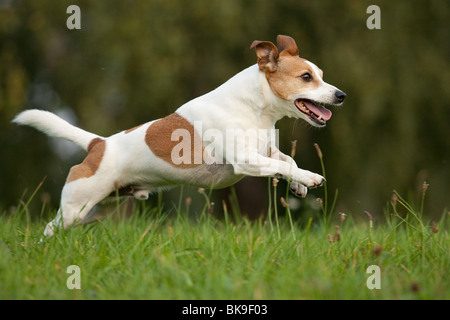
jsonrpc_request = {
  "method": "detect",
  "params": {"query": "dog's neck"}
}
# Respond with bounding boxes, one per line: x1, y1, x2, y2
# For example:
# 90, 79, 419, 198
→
215, 64, 288, 126
179, 64, 288, 129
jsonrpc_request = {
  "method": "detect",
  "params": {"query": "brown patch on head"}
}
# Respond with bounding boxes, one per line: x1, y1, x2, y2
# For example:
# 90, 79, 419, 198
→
277, 34, 299, 57
266, 56, 322, 100
66, 138, 106, 183
250, 34, 322, 101
125, 124, 144, 134
145, 113, 203, 168
250, 40, 279, 73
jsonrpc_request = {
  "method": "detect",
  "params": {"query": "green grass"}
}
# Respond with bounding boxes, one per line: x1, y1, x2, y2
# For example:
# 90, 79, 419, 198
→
0, 190, 448, 300
1, 145, 448, 300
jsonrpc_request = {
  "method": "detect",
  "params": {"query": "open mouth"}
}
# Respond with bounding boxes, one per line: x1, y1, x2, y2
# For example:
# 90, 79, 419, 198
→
295, 99, 332, 126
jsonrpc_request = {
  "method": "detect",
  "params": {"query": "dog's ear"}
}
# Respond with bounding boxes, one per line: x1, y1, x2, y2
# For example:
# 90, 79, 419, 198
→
250, 40, 279, 73
276, 35, 299, 57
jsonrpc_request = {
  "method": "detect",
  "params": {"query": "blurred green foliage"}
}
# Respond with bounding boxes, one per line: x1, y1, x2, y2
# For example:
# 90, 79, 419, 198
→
1, 0, 449, 218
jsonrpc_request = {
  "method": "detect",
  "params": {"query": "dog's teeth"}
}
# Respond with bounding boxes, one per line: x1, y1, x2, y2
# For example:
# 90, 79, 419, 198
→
318, 115, 322, 120
301, 102, 310, 113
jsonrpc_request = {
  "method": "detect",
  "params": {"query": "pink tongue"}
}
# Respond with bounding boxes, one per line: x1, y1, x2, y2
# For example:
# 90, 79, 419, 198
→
303, 101, 332, 121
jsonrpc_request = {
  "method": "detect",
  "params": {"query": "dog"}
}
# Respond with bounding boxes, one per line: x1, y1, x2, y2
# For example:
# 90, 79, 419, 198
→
13, 35, 345, 237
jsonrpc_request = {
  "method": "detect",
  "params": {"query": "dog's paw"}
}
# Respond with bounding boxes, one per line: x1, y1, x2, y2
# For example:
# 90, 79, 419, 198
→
133, 189, 149, 200
290, 181, 307, 198
297, 171, 325, 188
309, 173, 325, 188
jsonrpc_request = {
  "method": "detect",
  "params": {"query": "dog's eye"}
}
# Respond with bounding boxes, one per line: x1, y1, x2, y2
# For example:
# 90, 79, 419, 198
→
300, 73, 312, 82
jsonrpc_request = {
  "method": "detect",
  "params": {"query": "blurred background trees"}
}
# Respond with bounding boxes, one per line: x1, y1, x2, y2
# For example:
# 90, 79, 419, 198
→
1, 0, 449, 220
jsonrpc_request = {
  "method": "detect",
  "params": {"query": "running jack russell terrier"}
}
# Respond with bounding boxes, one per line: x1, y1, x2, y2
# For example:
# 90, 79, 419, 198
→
14, 35, 345, 237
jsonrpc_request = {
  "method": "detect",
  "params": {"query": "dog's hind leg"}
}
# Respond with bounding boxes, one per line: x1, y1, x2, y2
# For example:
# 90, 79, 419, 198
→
43, 178, 114, 237
42, 136, 115, 237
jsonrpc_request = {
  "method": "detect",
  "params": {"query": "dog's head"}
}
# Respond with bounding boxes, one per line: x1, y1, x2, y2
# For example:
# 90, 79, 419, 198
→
251, 35, 345, 127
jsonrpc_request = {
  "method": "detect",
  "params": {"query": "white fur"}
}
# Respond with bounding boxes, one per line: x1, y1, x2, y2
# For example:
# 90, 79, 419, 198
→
13, 109, 101, 151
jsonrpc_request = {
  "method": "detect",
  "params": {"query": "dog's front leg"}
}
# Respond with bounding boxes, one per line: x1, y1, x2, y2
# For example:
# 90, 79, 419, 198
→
269, 146, 297, 166
268, 146, 312, 198
232, 151, 324, 196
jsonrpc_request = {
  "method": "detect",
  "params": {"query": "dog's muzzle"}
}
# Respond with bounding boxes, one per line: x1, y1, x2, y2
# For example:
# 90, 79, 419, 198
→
295, 99, 332, 126
295, 90, 346, 126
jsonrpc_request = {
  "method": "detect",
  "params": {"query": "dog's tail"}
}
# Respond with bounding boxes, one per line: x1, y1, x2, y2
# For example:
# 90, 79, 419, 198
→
13, 109, 102, 151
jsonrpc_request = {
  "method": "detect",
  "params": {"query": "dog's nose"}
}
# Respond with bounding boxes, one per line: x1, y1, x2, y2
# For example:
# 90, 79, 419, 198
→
335, 90, 346, 103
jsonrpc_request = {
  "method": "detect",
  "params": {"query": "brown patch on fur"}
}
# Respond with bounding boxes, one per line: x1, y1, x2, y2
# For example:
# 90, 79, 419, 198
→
125, 124, 144, 134
145, 113, 203, 168
251, 35, 321, 101
265, 56, 321, 100
66, 138, 106, 183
